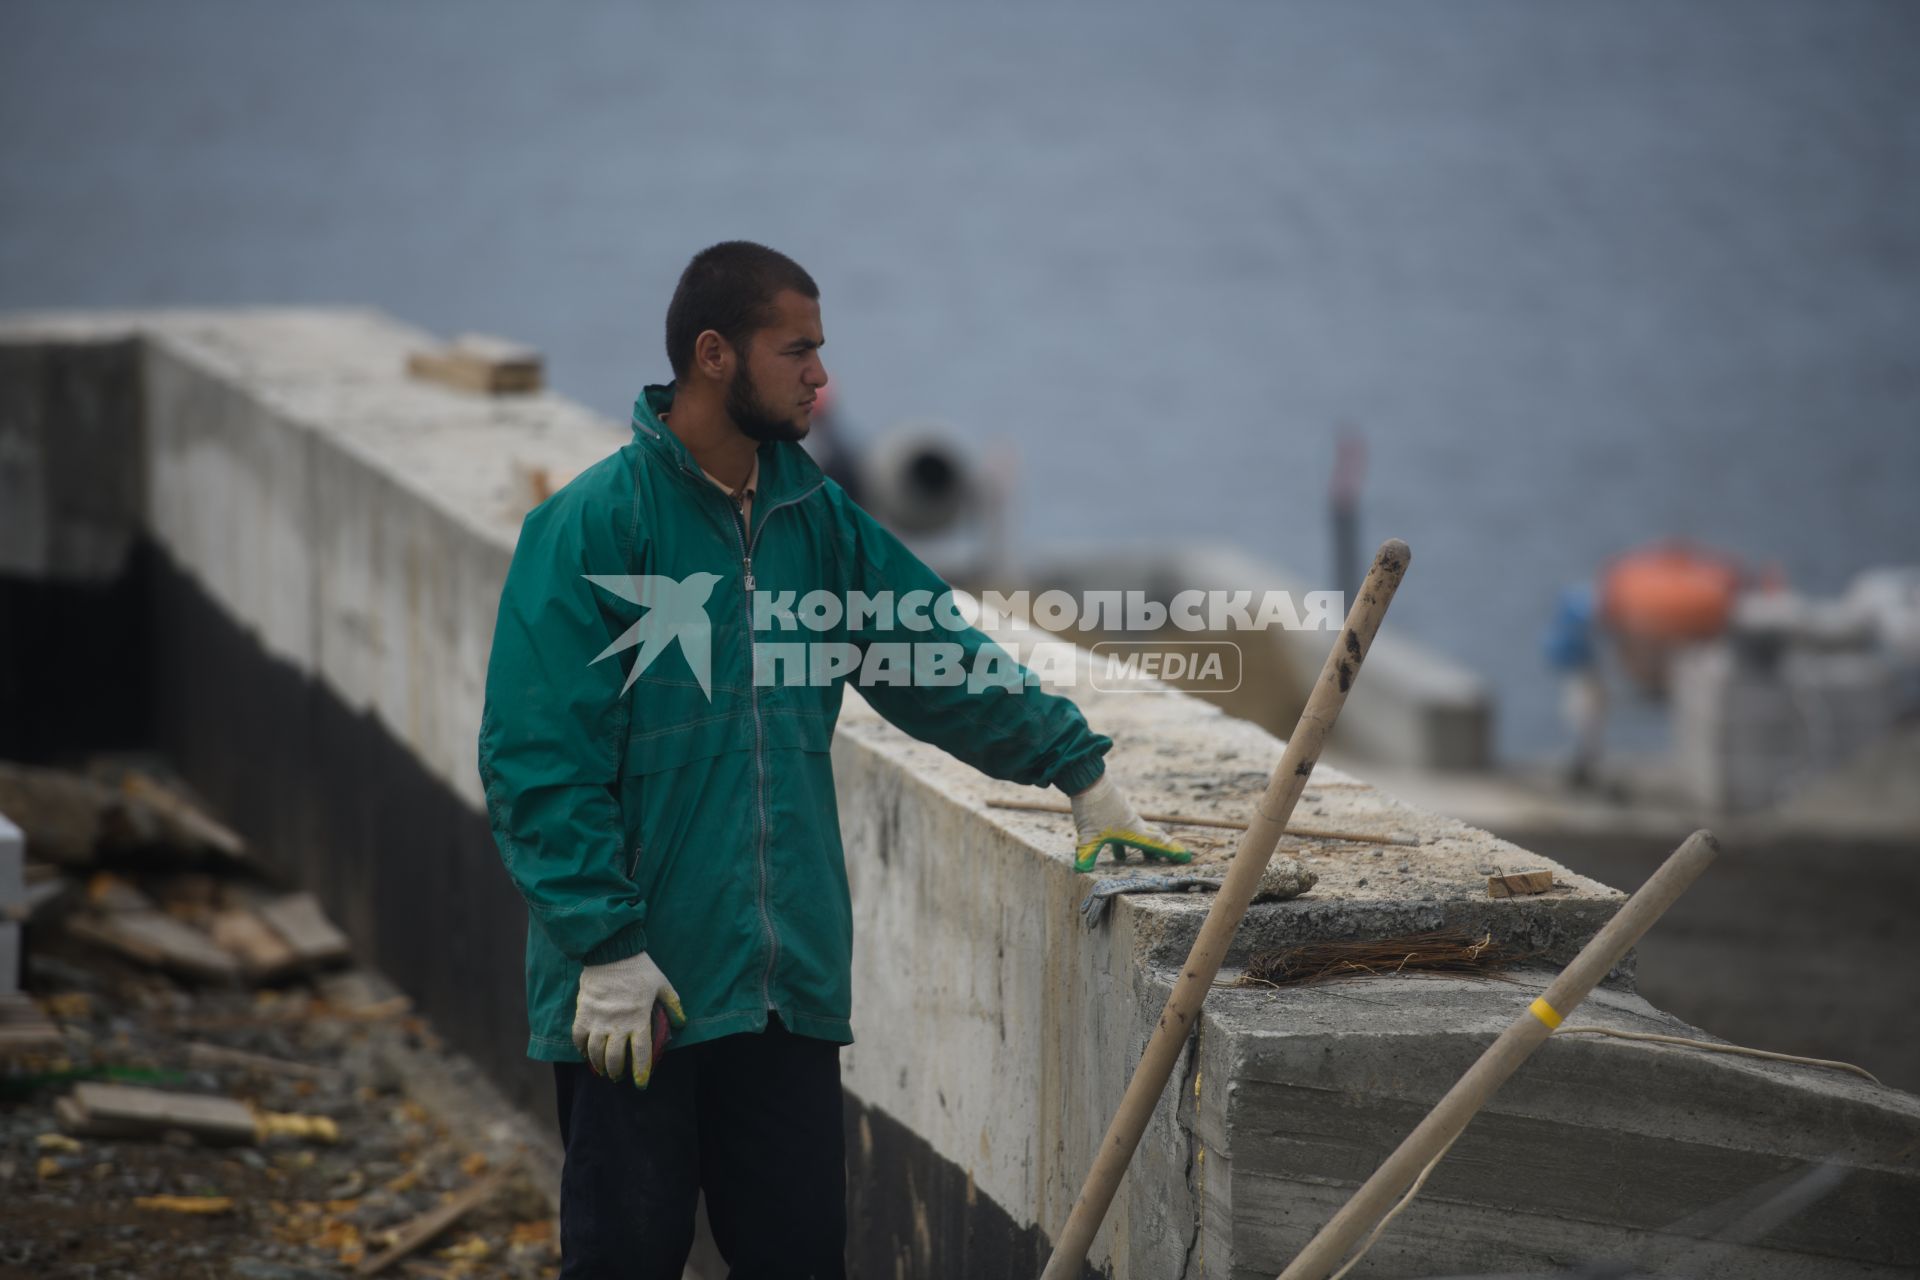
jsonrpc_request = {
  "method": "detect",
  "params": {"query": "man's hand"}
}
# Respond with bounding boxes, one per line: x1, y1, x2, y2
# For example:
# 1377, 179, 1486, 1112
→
1069, 774, 1193, 873
571, 950, 688, 1087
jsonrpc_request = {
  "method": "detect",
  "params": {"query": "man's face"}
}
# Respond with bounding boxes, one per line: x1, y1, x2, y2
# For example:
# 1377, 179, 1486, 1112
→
725, 289, 829, 444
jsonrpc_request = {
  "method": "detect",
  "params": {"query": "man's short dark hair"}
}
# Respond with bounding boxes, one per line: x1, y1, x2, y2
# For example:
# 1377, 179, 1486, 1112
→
665, 242, 819, 380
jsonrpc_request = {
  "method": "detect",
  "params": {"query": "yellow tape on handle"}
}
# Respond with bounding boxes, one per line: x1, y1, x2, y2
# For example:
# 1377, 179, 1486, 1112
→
1529, 997, 1563, 1030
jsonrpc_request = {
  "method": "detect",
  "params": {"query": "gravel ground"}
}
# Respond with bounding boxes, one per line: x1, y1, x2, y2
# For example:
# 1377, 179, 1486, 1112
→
1, 926, 561, 1280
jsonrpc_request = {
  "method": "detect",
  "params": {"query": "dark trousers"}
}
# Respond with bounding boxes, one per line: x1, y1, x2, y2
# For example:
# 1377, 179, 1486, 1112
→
552, 1013, 848, 1279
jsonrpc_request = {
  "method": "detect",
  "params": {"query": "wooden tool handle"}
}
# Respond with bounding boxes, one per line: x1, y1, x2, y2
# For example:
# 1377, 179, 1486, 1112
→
1040, 539, 1412, 1280
1275, 828, 1722, 1280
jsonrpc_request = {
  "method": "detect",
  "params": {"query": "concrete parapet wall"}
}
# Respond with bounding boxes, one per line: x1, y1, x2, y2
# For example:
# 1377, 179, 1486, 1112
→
830, 645, 1630, 1273
2, 308, 1912, 1277
830, 651, 1920, 1275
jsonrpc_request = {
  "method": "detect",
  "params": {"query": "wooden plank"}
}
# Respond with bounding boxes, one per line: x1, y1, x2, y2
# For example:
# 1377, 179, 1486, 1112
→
209, 907, 301, 981
257, 892, 351, 968
134, 1194, 234, 1214
63, 1081, 257, 1145
355, 1164, 516, 1275
0, 992, 64, 1055
85, 871, 155, 914
406, 333, 544, 395
53, 1095, 88, 1129
119, 772, 246, 860
0, 762, 118, 867
1487, 870, 1556, 898
66, 910, 240, 981
315, 968, 405, 1012
449, 333, 541, 367
185, 1040, 345, 1084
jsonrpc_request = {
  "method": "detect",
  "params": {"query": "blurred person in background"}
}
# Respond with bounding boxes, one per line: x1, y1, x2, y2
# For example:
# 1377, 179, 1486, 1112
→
796, 379, 865, 505
1544, 581, 1607, 789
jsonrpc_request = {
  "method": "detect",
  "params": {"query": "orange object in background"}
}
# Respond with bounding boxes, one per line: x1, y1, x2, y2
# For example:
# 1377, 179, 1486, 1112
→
1601, 541, 1743, 641
1599, 541, 1752, 696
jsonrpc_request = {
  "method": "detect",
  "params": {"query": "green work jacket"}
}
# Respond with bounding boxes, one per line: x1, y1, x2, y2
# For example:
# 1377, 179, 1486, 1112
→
478, 383, 1111, 1061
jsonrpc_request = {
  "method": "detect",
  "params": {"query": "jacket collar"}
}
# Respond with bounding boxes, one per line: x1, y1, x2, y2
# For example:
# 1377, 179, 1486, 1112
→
632, 382, 824, 508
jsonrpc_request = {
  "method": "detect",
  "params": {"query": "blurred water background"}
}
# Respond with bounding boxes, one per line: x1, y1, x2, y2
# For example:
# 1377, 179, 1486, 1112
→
3, 0, 1915, 761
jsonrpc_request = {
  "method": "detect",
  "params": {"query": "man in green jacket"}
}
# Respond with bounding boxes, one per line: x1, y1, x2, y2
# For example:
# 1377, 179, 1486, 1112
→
478, 241, 1188, 1278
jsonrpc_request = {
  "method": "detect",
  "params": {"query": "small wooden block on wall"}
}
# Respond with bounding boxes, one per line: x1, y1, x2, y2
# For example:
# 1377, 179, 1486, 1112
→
1487, 870, 1556, 898
407, 334, 544, 395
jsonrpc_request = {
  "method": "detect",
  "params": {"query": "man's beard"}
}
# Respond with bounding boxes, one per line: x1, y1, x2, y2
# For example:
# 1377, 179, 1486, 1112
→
727, 365, 808, 443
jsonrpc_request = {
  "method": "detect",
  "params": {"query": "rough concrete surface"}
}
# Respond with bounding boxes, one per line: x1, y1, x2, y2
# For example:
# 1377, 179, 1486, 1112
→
1199, 974, 1920, 1276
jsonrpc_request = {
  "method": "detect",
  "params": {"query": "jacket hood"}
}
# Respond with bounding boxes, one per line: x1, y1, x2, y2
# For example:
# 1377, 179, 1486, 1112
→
632, 383, 826, 507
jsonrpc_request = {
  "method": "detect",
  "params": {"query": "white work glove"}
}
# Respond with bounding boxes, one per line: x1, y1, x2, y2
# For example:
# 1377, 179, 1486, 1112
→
1069, 774, 1193, 873
571, 950, 687, 1088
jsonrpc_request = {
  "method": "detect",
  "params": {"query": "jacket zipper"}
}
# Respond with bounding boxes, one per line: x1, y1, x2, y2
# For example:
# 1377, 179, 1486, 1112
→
723, 496, 779, 1013
709, 471, 825, 1015
667, 444, 824, 1018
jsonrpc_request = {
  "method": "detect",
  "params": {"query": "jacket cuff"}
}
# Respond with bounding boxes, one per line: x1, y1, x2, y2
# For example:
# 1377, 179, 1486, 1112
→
581, 919, 650, 966
1052, 755, 1107, 797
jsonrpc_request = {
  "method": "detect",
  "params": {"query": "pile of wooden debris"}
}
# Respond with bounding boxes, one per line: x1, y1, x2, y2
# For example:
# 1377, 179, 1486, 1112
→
1, 758, 560, 1279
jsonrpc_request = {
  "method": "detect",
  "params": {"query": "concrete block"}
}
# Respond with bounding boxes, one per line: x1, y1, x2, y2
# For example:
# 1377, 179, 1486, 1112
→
0, 812, 22, 910
1207, 974, 1920, 1276
1784, 649, 1898, 766
1677, 641, 1901, 812
0, 922, 17, 993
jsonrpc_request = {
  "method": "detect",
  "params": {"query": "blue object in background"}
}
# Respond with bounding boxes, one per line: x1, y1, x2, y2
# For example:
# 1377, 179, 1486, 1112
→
1543, 584, 1599, 672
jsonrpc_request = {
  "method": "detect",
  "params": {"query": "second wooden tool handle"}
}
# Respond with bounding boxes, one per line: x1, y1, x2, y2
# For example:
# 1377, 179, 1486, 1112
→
1276, 828, 1723, 1280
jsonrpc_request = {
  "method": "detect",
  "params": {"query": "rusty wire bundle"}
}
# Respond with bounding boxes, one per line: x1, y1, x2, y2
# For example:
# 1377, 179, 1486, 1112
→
1237, 929, 1535, 988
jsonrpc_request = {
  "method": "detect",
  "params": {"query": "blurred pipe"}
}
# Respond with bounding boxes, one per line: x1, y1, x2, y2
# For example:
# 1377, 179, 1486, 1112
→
858, 429, 975, 536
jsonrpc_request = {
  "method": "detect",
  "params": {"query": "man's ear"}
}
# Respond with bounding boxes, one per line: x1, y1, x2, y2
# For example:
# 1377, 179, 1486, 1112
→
692, 329, 734, 383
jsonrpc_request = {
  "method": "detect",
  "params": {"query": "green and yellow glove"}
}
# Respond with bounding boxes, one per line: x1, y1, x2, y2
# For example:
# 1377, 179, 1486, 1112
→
1069, 774, 1193, 873
571, 950, 689, 1088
